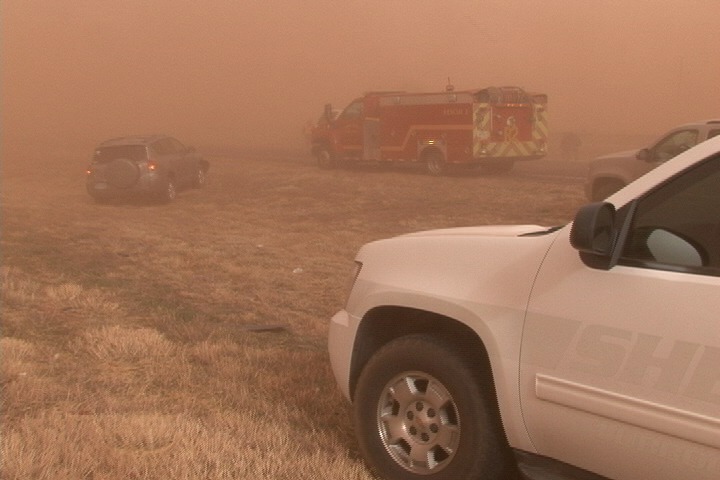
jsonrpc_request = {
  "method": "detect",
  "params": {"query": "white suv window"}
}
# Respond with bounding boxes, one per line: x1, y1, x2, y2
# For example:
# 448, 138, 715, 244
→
621, 154, 720, 275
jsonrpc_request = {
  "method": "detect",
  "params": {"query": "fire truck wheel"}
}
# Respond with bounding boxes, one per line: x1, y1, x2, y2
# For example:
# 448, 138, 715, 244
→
424, 150, 446, 176
316, 149, 337, 169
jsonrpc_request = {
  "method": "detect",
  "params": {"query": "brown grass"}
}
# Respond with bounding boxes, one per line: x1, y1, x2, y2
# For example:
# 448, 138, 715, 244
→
1, 150, 586, 479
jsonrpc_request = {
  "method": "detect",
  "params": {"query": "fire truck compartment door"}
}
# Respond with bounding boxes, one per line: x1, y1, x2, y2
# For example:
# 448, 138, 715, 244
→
364, 118, 380, 161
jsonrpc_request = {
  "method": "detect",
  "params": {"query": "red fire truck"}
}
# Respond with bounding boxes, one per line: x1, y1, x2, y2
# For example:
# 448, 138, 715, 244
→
311, 85, 548, 174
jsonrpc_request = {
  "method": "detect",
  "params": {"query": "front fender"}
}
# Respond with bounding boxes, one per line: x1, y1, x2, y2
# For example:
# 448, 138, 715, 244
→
343, 230, 561, 451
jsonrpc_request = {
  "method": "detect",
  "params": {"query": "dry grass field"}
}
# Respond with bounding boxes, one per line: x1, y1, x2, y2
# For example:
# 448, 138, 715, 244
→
1, 149, 587, 479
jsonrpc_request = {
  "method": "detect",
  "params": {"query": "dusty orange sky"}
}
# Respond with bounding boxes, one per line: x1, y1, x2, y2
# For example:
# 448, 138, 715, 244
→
2, 0, 719, 156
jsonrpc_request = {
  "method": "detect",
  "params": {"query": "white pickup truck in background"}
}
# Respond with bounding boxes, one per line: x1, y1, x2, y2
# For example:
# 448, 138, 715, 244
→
585, 119, 720, 201
329, 135, 720, 480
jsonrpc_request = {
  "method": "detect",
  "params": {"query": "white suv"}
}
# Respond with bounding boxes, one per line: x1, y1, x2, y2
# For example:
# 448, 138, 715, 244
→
329, 136, 720, 480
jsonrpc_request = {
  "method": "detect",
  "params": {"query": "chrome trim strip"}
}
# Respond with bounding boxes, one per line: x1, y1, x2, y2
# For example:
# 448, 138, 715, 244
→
536, 374, 720, 449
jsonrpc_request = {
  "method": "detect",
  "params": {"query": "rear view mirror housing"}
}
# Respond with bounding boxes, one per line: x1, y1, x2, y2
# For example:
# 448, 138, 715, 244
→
636, 148, 651, 161
570, 202, 616, 257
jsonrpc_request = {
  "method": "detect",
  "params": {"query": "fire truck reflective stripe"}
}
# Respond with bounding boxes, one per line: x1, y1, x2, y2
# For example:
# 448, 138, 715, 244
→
472, 99, 547, 158
473, 140, 542, 157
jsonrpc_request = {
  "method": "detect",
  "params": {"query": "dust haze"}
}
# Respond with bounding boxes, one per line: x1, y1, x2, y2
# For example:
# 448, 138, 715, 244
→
2, 0, 719, 159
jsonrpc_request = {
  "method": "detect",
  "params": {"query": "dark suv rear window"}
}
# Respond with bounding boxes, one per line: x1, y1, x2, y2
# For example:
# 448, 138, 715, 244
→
93, 145, 148, 163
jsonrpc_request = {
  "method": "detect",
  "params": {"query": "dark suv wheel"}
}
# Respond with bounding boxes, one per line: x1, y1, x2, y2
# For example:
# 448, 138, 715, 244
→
159, 176, 177, 203
106, 158, 141, 188
193, 165, 206, 188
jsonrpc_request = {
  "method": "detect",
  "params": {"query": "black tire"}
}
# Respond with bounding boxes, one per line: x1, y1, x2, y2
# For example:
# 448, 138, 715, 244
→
353, 335, 514, 480
159, 176, 177, 203
425, 150, 446, 176
592, 179, 625, 202
317, 148, 336, 169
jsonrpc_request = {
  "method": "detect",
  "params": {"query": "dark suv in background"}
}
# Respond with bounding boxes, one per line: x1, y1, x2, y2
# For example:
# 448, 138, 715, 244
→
86, 135, 209, 203
585, 119, 720, 201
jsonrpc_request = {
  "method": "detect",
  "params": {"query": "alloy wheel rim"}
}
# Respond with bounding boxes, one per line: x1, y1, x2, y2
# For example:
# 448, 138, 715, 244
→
376, 371, 460, 474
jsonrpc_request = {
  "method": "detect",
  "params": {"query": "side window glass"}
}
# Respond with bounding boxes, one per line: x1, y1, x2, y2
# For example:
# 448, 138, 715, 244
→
151, 140, 170, 155
340, 101, 363, 120
160, 139, 174, 154
621, 154, 720, 274
652, 130, 699, 161
168, 138, 185, 153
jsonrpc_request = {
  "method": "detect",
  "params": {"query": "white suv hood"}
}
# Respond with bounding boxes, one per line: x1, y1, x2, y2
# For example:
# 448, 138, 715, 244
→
351, 223, 563, 319
401, 224, 550, 238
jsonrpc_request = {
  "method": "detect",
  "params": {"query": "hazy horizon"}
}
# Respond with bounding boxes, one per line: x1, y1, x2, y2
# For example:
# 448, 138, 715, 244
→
3, 0, 719, 157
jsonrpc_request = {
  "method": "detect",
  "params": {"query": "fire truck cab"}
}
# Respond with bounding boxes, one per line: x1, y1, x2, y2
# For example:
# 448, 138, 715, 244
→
311, 86, 548, 175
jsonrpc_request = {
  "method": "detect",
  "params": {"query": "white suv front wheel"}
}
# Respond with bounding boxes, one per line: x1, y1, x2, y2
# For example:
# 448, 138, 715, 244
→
352, 335, 514, 480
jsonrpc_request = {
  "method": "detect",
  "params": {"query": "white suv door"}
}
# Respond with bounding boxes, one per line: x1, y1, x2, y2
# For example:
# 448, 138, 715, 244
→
520, 154, 720, 479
